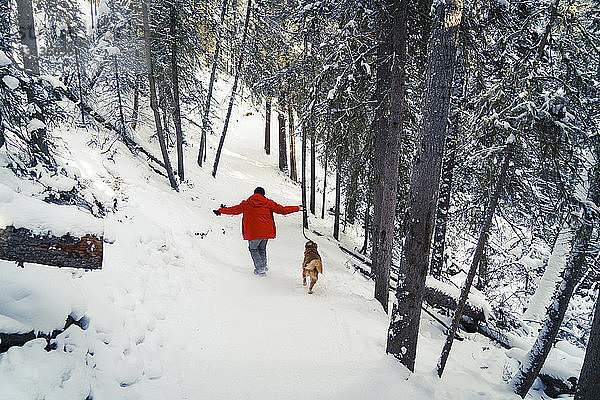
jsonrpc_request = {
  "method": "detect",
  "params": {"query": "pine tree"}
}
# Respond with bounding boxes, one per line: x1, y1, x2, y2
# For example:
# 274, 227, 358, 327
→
264, 97, 271, 154
212, 0, 252, 178
512, 152, 598, 396
437, 138, 513, 377
370, 0, 409, 314
387, 0, 463, 370
199, 0, 229, 167
142, 0, 178, 190
170, 2, 185, 181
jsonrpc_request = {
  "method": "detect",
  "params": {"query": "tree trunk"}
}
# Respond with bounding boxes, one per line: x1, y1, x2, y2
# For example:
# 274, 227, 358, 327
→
575, 291, 600, 400
512, 206, 594, 397
114, 56, 126, 139
0, 0, 8, 151
199, 0, 229, 167
163, 107, 170, 147
301, 118, 308, 228
16, 0, 52, 163
265, 97, 271, 154
514, 143, 599, 397
360, 200, 370, 254
73, 35, 85, 126
537, 0, 560, 61
476, 248, 489, 290
131, 75, 140, 130
333, 147, 342, 241
211, 0, 251, 178
371, 0, 409, 314
0, 0, 10, 52
16, 0, 39, 75
310, 133, 316, 214
278, 92, 288, 173
387, 0, 462, 370
88, 62, 105, 91
429, 121, 457, 278
89, 0, 94, 30
170, 4, 185, 181
523, 222, 573, 323
288, 98, 297, 181
321, 133, 328, 219
437, 142, 512, 377
0, 226, 103, 270
346, 164, 359, 224
142, 0, 178, 190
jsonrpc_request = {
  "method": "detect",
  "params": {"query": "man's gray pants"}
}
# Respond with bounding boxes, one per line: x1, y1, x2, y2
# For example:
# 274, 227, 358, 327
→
248, 239, 268, 273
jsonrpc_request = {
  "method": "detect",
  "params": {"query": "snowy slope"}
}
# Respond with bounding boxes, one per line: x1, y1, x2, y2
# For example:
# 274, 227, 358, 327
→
0, 78, 583, 399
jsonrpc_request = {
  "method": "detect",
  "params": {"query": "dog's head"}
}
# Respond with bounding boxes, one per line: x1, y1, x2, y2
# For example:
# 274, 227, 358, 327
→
305, 240, 318, 251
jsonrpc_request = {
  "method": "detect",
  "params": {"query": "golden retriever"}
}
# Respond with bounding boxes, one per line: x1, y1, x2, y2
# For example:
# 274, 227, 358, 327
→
302, 240, 323, 294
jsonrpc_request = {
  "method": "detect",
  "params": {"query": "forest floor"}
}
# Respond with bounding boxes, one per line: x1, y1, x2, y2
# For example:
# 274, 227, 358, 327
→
0, 78, 583, 399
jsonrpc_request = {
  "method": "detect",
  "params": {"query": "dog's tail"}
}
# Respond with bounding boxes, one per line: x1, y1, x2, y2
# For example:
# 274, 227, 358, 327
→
305, 259, 323, 274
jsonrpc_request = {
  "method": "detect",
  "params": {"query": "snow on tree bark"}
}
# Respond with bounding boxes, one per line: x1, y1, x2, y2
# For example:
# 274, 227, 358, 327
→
512, 154, 597, 397
512, 210, 594, 397
386, 0, 462, 370
523, 224, 573, 323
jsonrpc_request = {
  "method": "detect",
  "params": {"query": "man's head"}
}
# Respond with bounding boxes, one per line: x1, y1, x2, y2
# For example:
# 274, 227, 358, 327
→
254, 187, 265, 196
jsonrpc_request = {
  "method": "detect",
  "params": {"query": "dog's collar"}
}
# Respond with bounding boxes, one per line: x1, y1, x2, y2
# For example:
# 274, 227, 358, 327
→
305, 249, 319, 255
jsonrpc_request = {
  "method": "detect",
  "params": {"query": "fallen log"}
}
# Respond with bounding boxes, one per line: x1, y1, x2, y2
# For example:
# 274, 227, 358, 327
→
423, 285, 486, 329
0, 315, 87, 353
538, 375, 577, 398
0, 226, 103, 270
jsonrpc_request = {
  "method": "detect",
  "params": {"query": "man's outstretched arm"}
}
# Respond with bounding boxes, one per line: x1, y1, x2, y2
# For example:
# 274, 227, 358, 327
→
269, 200, 300, 215
215, 202, 246, 215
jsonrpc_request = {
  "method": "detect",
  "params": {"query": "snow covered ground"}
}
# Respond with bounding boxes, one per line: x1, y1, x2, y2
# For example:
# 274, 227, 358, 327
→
0, 78, 585, 399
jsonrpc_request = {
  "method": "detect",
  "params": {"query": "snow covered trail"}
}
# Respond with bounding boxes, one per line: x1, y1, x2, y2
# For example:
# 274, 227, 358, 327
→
0, 93, 543, 399
61, 106, 521, 399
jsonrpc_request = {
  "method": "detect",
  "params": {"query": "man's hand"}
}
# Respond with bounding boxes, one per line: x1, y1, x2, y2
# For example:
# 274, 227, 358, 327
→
213, 210, 221, 216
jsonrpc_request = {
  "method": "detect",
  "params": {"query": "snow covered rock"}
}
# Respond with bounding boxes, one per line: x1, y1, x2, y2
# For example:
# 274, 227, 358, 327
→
0, 51, 11, 67
0, 260, 87, 335
2, 75, 19, 90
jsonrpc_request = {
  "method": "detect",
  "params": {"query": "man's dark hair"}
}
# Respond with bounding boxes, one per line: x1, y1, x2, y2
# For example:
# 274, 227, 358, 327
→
254, 187, 265, 196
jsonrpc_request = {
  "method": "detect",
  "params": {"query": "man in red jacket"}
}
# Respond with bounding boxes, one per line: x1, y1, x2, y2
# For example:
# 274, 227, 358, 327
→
213, 187, 301, 276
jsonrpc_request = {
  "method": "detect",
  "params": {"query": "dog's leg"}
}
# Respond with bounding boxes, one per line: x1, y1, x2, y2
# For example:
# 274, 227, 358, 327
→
308, 273, 318, 294
302, 267, 307, 286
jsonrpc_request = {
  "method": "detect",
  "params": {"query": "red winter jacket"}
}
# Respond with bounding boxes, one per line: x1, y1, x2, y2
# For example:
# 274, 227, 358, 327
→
218, 193, 300, 240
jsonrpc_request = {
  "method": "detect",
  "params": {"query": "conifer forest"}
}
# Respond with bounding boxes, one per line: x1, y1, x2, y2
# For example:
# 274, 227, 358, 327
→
0, 0, 599, 399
